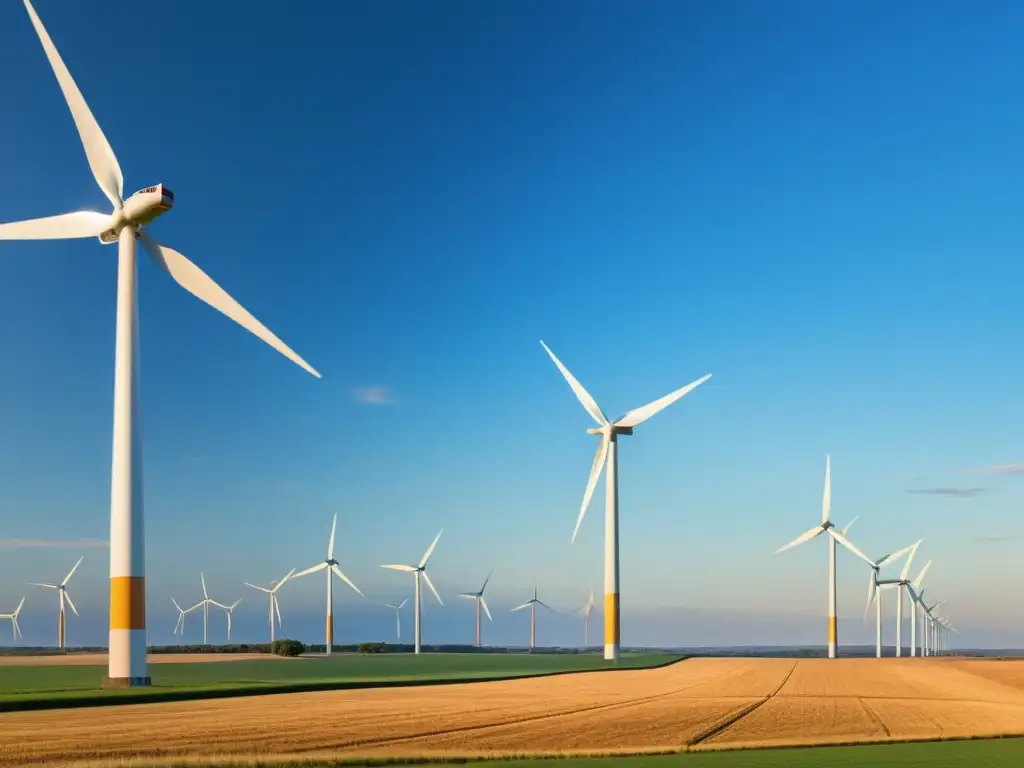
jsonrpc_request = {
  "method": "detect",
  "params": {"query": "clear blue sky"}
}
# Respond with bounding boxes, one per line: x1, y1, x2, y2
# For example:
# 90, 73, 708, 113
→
0, 0, 1022, 650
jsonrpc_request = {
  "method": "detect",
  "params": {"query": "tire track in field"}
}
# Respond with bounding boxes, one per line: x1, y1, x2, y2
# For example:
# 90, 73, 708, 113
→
688, 659, 799, 746
858, 698, 891, 737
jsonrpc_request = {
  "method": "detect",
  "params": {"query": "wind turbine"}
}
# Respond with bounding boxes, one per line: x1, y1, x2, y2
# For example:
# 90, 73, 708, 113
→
775, 456, 876, 659
578, 588, 596, 647
511, 582, 555, 651
924, 598, 946, 656
457, 571, 493, 648
31, 555, 83, 649
171, 597, 201, 639
381, 530, 444, 655
210, 597, 244, 642
0, 597, 25, 643
245, 568, 296, 644
194, 573, 228, 645
540, 341, 710, 662
905, 559, 931, 658
383, 598, 408, 643
293, 513, 363, 656
2, 0, 320, 688
864, 540, 920, 658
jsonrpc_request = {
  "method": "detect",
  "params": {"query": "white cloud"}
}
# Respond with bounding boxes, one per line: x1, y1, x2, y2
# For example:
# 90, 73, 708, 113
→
353, 386, 395, 406
959, 462, 1024, 475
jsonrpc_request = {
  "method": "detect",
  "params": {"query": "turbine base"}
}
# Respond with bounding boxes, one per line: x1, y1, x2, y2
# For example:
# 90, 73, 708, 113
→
101, 676, 151, 689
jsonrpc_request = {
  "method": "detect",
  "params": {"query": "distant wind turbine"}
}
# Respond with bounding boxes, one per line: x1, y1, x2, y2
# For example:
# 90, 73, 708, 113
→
458, 571, 493, 648
775, 456, 875, 659
873, 540, 924, 657
863, 541, 918, 658
381, 529, 444, 655
540, 340, 710, 662
0, 597, 25, 643
383, 598, 408, 643
511, 582, 554, 650
578, 588, 596, 647
31, 555, 83, 649
171, 597, 201, 639
245, 568, 296, 644
293, 513, 364, 656
211, 597, 244, 642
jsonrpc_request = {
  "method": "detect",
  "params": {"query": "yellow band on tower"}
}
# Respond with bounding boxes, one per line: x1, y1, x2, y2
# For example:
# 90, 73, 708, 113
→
326, 616, 334, 646
827, 615, 837, 645
109, 577, 146, 630
604, 593, 619, 645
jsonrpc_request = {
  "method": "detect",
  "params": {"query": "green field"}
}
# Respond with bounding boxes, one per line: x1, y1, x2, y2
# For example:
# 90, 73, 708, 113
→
243, 738, 1024, 767
0, 651, 678, 711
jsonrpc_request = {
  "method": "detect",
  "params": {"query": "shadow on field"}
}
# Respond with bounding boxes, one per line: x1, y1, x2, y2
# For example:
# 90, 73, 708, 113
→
0, 654, 687, 714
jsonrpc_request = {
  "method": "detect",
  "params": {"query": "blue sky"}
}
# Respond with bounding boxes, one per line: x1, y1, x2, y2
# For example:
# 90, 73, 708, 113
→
0, 0, 1023, 650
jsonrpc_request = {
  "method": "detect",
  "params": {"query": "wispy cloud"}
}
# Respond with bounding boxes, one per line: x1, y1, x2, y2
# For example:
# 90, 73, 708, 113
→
906, 487, 986, 499
970, 534, 1024, 543
959, 462, 1024, 475
353, 386, 395, 406
0, 538, 108, 549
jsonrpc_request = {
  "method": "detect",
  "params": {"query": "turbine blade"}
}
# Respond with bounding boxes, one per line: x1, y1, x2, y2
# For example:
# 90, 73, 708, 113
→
330, 564, 364, 596
457, 593, 476, 600
421, 571, 443, 606
539, 341, 607, 426
864, 571, 876, 622
419, 529, 444, 569
139, 231, 320, 378
398, 598, 408, 609
171, 597, 182, 611
291, 562, 327, 579
828, 528, 876, 569
201, 572, 209, 599
381, 564, 416, 572
31, 583, 58, 589
511, 602, 531, 612
62, 555, 84, 586
774, 525, 824, 554
15, 597, 25, 615
613, 373, 712, 429
537, 600, 555, 612
481, 596, 493, 621
327, 513, 337, 560
480, 570, 492, 594
899, 540, 923, 582
64, 591, 79, 616
572, 435, 609, 543
245, 582, 272, 593
822, 455, 831, 523
230, 598, 243, 610
841, 515, 858, 536
273, 594, 282, 627
275, 567, 298, 590
0, 211, 111, 241
913, 560, 932, 590
23, 0, 124, 207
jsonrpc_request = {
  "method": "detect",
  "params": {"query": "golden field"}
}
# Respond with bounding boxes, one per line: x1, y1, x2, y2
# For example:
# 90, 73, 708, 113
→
1, 657, 1023, 766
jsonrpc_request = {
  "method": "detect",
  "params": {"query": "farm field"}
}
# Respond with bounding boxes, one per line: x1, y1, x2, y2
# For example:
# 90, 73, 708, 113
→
0, 651, 677, 709
0, 657, 1023, 767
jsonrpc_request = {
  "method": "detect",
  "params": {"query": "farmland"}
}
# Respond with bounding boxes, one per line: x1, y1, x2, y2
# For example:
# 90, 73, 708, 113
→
0, 657, 1022, 766
0, 650, 675, 708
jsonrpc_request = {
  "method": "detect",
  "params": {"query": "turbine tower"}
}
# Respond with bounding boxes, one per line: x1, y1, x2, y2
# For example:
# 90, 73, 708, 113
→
775, 456, 875, 659
1, 0, 320, 688
457, 572, 493, 648
864, 541, 918, 658
0, 597, 26, 643
245, 568, 296, 644
874, 541, 924, 657
540, 341, 710, 661
383, 599, 408, 643
578, 588, 596, 647
381, 530, 444, 655
31, 555, 83, 649
196, 573, 221, 645
293, 513, 364, 655
511, 582, 554, 650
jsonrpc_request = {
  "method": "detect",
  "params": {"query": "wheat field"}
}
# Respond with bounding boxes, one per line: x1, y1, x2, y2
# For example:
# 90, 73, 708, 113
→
1, 658, 1022, 766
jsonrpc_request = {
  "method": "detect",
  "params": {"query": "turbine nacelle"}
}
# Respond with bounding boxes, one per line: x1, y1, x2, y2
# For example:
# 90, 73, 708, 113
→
586, 425, 633, 437
98, 184, 175, 243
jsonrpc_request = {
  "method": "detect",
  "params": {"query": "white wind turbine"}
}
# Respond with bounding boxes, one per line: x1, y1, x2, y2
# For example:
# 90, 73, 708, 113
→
775, 456, 876, 659
924, 598, 946, 656
511, 582, 555, 651
383, 598, 408, 643
171, 597, 201, 639
540, 341, 710, 661
195, 573, 228, 645
578, 588, 596, 647
863, 540, 919, 658
0, 597, 26, 643
872, 542, 925, 658
381, 530, 444, 655
293, 513, 364, 656
245, 568, 296, 644
458, 571, 493, 648
904, 559, 932, 658
2, 0, 320, 688
211, 597, 244, 642
31, 555, 83, 649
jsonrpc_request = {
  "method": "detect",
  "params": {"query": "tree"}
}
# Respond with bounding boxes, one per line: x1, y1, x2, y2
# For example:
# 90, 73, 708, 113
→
271, 639, 305, 657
